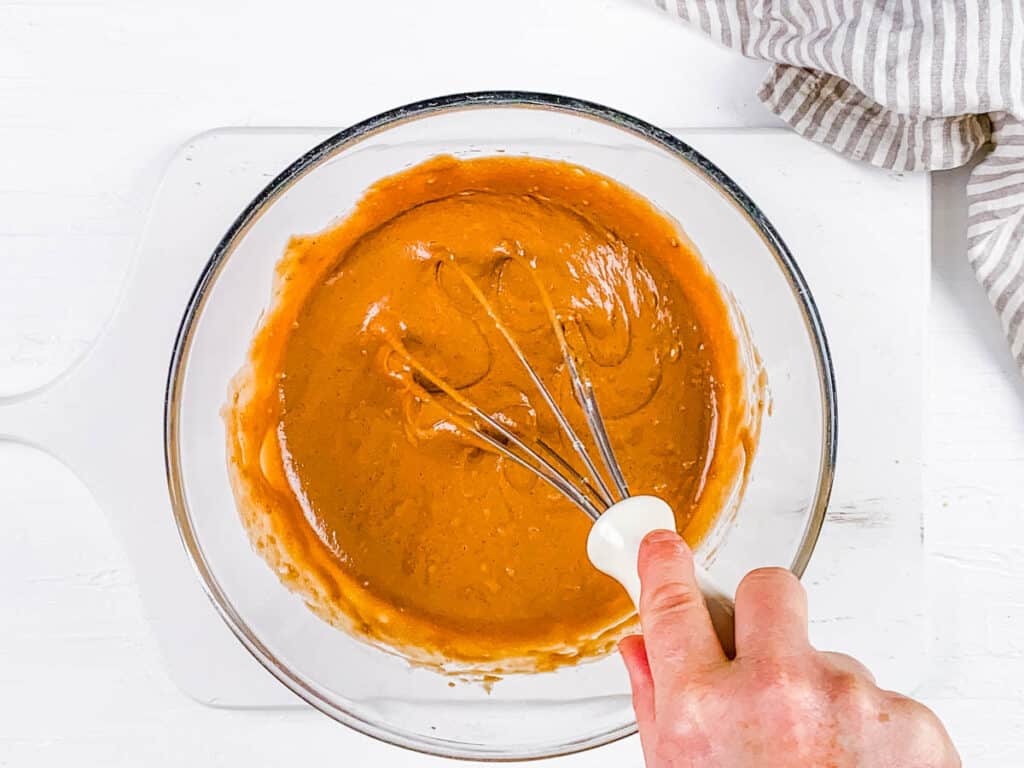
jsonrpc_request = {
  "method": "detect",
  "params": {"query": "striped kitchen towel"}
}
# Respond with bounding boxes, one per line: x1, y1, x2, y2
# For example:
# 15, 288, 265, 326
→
655, 0, 1024, 374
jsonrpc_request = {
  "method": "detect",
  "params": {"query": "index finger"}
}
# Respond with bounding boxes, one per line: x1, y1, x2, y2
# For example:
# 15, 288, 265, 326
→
637, 529, 727, 685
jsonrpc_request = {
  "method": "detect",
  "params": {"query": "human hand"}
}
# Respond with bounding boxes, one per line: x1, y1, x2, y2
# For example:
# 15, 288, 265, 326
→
620, 530, 960, 767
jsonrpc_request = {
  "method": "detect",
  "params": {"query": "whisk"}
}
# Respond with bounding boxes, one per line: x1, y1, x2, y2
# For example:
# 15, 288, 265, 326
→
387, 251, 735, 652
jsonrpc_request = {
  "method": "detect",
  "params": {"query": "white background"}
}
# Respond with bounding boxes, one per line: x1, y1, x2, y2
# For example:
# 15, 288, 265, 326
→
1, 0, 1023, 765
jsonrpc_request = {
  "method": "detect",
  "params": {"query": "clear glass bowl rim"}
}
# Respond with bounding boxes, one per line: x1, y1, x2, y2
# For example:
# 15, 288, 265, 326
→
163, 90, 838, 761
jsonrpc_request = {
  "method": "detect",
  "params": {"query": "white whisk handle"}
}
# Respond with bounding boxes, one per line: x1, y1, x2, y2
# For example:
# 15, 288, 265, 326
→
586, 495, 735, 656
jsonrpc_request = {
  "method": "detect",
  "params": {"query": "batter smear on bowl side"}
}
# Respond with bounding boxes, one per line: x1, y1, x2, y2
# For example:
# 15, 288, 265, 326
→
225, 155, 760, 673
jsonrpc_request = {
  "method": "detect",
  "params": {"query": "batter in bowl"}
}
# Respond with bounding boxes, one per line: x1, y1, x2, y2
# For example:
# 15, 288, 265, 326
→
225, 155, 759, 673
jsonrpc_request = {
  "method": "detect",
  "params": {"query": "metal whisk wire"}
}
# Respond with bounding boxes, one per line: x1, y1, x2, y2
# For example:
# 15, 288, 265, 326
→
386, 335, 605, 520
500, 250, 631, 503
385, 251, 631, 522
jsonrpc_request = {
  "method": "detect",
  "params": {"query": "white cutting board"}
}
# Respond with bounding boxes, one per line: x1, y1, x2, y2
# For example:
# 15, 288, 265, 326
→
0, 127, 928, 707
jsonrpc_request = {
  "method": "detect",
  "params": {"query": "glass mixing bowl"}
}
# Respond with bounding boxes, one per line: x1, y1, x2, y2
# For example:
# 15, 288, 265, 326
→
165, 91, 836, 760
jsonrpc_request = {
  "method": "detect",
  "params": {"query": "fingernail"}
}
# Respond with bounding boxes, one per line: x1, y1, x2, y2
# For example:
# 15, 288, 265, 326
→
643, 529, 681, 545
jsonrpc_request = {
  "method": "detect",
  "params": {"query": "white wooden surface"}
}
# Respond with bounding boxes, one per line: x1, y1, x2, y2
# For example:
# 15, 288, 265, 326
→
1, 1, 1022, 766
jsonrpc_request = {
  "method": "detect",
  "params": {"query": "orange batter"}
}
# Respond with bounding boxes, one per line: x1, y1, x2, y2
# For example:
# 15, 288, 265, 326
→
225, 155, 756, 673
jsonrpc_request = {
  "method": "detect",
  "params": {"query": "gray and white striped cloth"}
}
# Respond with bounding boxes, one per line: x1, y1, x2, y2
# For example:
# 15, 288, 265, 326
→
655, 0, 1024, 374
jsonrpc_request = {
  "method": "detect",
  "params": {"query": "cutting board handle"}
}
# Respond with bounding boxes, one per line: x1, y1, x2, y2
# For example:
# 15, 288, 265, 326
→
0, 310, 134, 495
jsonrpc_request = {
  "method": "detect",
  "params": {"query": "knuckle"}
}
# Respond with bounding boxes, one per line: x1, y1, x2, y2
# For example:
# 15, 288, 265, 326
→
912, 712, 950, 750
831, 671, 878, 721
749, 658, 820, 710
889, 695, 952, 749
644, 579, 702, 619
659, 700, 705, 746
750, 658, 791, 691
738, 660, 827, 739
